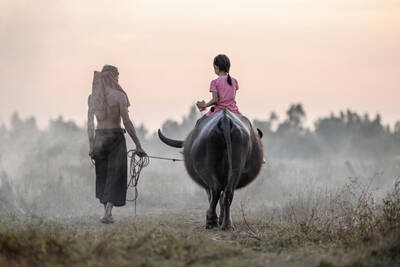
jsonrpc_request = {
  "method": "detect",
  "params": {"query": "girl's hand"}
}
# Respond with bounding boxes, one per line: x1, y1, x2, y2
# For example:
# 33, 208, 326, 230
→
196, 100, 206, 109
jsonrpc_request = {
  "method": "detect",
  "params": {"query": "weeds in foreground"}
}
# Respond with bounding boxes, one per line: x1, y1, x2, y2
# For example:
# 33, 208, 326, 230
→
233, 177, 400, 266
382, 180, 400, 231
256, 177, 400, 246
0, 178, 399, 266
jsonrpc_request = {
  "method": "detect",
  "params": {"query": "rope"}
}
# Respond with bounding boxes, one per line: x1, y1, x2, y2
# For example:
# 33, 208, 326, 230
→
148, 155, 184, 162
90, 154, 183, 166
127, 149, 150, 215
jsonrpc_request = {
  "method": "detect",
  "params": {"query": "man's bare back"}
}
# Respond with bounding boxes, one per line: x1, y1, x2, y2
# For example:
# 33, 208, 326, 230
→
91, 87, 125, 129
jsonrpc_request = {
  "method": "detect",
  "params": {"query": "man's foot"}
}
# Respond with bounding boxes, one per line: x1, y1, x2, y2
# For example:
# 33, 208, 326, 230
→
100, 216, 114, 224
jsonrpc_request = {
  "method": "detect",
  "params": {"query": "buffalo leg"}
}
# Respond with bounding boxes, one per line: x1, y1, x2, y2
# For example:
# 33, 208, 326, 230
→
206, 189, 211, 203
221, 130, 248, 230
218, 192, 224, 225
221, 189, 234, 230
206, 188, 221, 229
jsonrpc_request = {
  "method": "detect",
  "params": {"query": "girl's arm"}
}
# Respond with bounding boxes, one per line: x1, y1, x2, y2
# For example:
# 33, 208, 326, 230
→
197, 92, 218, 109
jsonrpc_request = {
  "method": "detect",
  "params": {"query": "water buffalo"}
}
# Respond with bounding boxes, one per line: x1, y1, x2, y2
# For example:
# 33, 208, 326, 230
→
158, 109, 264, 230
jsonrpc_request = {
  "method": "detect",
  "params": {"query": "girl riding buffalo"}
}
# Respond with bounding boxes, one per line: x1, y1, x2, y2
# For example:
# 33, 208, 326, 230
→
196, 54, 241, 115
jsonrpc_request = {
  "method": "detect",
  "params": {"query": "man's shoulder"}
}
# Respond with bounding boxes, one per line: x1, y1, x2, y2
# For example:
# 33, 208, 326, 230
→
107, 89, 129, 106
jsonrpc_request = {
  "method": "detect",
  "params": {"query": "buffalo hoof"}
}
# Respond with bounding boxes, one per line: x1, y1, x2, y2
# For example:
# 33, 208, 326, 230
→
206, 212, 218, 229
205, 222, 218, 229
218, 216, 223, 226
221, 225, 235, 231
221, 222, 234, 231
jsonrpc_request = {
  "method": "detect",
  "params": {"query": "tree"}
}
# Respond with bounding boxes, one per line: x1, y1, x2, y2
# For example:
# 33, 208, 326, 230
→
49, 116, 80, 133
135, 124, 148, 140
395, 121, 400, 137
286, 103, 306, 128
253, 111, 279, 134
276, 103, 306, 134
10, 112, 38, 136
10, 112, 22, 131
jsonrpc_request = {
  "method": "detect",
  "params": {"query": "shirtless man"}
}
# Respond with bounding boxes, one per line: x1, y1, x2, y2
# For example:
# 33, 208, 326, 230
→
87, 65, 146, 223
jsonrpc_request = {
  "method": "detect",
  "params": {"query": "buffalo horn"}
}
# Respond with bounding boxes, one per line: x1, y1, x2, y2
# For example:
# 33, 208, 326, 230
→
158, 129, 184, 148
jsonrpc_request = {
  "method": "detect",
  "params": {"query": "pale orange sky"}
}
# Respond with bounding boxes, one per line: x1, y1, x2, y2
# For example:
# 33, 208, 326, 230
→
0, 0, 399, 131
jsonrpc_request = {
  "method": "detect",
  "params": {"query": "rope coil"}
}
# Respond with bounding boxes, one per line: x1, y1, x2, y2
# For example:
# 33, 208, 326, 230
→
127, 149, 150, 215
91, 150, 183, 216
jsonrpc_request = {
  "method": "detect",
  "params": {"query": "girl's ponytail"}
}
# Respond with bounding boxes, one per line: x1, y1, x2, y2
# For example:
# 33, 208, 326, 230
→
214, 54, 233, 86
227, 73, 232, 86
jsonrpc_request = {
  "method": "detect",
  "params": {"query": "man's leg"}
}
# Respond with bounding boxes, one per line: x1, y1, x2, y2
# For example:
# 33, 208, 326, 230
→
101, 202, 114, 223
100, 132, 127, 224
105, 202, 113, 217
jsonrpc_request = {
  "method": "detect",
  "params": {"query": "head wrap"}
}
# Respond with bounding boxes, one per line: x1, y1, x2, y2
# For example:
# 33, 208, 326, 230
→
90, 65, 130, 119
101, 65, 118, 73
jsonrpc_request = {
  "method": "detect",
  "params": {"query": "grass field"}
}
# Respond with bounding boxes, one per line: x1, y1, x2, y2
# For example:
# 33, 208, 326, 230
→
1, 171, 399, 267
1, 182, 399, 267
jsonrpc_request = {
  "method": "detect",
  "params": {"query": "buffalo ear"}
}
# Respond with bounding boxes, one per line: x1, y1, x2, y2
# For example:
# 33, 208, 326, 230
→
256, 128, 263, 139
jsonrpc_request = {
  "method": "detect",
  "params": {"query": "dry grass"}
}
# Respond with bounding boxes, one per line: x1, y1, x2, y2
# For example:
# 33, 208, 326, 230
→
0, 178, 399, 267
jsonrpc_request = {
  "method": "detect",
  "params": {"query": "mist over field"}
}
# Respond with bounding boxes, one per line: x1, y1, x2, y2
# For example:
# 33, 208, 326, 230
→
0, 104, 399, 218
1, 104, 400, 266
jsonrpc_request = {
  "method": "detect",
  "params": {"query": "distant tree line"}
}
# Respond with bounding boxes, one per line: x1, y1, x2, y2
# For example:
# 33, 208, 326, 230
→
1, 104, 400, 160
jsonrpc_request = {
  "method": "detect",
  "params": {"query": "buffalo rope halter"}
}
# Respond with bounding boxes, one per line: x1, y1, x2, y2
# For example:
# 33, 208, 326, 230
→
126, 149, 183, 215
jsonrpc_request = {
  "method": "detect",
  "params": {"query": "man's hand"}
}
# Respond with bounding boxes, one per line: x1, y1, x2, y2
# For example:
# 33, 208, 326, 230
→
136, 146, 147, 157
89, 143, 94, 158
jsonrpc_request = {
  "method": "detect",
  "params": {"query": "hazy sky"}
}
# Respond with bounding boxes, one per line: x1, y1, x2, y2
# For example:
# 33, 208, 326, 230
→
0, 0, 399, 131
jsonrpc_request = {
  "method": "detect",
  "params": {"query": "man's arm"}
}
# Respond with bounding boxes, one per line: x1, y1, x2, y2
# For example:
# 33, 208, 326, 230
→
120, 98, 147, 156
87, 95, 95, 156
